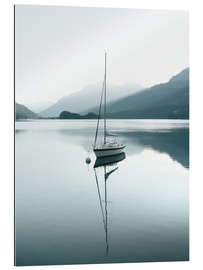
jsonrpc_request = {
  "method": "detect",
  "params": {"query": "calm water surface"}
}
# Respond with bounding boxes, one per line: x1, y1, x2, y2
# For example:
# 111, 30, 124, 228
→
15, 119, 189, 266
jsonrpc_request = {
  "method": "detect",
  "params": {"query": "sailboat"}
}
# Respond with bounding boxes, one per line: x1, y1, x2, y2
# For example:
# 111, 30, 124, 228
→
93, 52, 126, 158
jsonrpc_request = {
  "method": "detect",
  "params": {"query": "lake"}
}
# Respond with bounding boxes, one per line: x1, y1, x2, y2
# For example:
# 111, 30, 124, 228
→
15, 119, 189, 266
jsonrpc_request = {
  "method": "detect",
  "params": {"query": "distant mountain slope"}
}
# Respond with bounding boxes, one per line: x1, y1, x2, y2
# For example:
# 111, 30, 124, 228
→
106, 68, 189, 119
15, 103, 38, 119
27, 101, 54, 113
170, 68, 189, 82
40, 83, 143, 117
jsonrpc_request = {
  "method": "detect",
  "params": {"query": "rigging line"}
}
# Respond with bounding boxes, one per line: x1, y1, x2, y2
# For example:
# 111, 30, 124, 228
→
94, 168, 106, 231
93, 75, 105, 149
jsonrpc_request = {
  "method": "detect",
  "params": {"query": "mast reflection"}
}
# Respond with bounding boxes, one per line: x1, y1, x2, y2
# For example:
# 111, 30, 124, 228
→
93, 152, 126, 255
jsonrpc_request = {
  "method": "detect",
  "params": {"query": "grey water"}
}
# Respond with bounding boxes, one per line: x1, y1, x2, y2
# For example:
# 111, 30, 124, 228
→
15, 119, 189, 266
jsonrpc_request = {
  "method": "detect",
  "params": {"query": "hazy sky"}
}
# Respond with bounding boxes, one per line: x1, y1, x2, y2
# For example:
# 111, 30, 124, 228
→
15, 5, 188, 105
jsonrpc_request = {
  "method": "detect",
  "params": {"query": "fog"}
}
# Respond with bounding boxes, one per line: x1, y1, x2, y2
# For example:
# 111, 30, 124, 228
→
15, 5, 188, 105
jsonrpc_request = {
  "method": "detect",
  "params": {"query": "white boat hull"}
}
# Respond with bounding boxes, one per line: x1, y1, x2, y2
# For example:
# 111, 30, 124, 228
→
94, 146, 125, 157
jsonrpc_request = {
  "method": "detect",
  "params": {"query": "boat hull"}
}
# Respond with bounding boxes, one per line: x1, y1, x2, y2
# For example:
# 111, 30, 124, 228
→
94, 146, 125, 157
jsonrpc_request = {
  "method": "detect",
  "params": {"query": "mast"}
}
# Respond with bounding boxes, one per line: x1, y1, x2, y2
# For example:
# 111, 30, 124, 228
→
93, 52, 107, 149
94, 78, 105, 149
104, 52, 107, 144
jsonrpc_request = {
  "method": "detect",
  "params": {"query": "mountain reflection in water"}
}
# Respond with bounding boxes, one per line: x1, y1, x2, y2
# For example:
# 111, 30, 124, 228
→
59, 127, 189, 169
119, 129, 189, 168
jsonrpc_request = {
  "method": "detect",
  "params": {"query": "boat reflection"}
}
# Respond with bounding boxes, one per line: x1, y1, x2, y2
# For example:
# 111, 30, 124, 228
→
94, 152, 126, 168
93, 152, 126, 255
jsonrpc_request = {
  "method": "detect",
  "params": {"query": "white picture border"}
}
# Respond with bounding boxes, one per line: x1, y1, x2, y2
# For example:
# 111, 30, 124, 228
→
0, 0, 202, 269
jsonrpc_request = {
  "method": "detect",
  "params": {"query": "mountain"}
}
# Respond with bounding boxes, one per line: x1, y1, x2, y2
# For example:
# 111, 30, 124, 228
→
105, 68, 189, 119
27, 101, 54, 113
15, 103, 38, 120
40, 83, 143, 117
170, 68, 189, 82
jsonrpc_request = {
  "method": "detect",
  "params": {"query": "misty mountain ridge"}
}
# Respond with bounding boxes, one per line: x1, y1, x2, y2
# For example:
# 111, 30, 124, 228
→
169, 67, 189, 82
28, 101, 54, 113
16, 67, 189, 120
105, 67, 189, 119
40, 82, 143, 117
16, 102, 38, 120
